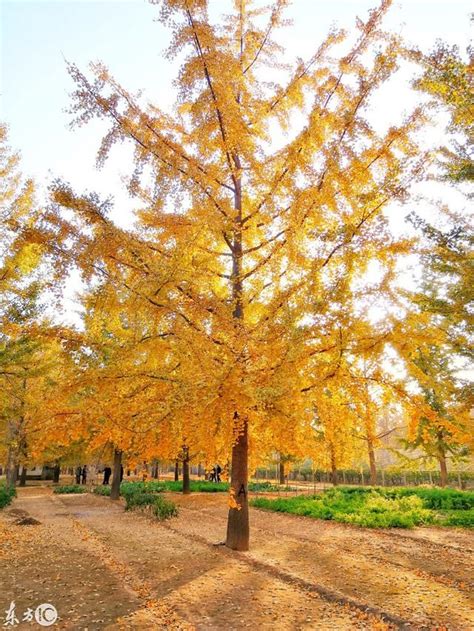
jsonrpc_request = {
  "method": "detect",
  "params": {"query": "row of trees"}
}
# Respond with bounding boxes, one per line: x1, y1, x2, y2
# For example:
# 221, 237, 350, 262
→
1, 0, 472, 550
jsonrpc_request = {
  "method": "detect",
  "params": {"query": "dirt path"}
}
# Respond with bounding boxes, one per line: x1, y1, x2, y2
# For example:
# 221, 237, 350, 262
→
0, 488, 472, 630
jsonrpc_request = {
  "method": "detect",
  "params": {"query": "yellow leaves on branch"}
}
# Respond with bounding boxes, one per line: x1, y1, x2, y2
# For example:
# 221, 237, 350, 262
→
17, 0, 470, 476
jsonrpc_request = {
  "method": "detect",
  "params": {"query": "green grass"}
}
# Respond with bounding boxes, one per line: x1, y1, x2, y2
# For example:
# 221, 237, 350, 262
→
118, 479, 295, 494
0, 482, 16, 509
248, 480, 297, 492
53, 485, 88, 494
251, 486, 474, 529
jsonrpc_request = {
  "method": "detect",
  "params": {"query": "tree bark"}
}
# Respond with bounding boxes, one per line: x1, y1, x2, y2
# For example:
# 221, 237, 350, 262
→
110, 449, 122, 500
368, 441, 377, 486
19, 465, 27, 487
182, 447, 190, 494
225, 152, 250, 551
226, 417, 249, 551
279, 461, 285, 485
53, 463, 61, 484
438, 453, 448, 487
5, 449, 18, 490
174, 460, 179, 482
330, 448, 338, 486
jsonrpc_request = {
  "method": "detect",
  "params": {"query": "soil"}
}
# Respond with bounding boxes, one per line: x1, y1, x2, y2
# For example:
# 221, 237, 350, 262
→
0, 487, 472, 630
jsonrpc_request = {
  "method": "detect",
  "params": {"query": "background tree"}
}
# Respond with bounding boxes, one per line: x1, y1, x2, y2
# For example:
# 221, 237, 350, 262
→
414, 39, 473, 183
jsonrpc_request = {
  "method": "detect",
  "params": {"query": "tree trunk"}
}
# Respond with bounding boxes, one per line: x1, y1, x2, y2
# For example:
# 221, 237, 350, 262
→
19, 465, 27, 487
279, 461, 285, 485
330, 449, 338, 486
110, 449, 122, 500
226, 417, 249, 551
182, 447, 190, 494
438, 453, 448, 487
53, 463, 61, 484
5, 448, 18, 490
225, 157, 249, 551
368, 441, 377, 486
174, 460, 179, 482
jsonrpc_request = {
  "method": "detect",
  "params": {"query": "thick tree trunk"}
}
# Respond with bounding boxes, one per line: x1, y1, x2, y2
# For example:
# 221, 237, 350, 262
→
438, 453, 448, 488
279, 461, 285, 485
225, 159, 250, 551
368, 441, 377, 486
174, 460, 179, 482
110, 449, 122, 500
182, 447, 190, 494
226, 417, 249, 551
19, 465, 27, 487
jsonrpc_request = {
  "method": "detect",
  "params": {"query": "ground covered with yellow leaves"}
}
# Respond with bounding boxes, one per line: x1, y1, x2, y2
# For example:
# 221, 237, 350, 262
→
0, 487, 472, 630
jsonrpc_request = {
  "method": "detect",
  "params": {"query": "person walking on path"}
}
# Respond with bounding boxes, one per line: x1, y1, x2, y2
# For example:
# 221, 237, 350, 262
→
75, 466, 82, 485
81, 465, 87, 485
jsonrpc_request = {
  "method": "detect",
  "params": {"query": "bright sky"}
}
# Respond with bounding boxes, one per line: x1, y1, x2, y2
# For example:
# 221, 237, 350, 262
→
0, 0, 471, 324
1, 0, 471, 203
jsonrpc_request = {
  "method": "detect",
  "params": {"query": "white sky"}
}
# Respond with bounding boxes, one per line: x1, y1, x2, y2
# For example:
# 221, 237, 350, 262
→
1, 0, 471, 325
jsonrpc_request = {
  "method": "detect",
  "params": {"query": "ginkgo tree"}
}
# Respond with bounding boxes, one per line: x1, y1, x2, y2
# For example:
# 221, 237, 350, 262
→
41, 0, 434, 549
0, 124, 48, 488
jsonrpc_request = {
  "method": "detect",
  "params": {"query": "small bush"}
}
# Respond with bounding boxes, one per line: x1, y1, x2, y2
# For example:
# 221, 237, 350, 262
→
124, 491, 158, 510
53, 485, 88, 494
152, 496, 178, 520
439, 509, 474, 528
0, 483, 16, 509
93, 486, 111, 496
121, 484, 178, 520
395, 488, 474, 511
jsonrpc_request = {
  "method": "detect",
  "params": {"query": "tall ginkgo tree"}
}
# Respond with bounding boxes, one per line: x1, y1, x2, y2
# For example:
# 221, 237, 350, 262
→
44, 0, 431, 549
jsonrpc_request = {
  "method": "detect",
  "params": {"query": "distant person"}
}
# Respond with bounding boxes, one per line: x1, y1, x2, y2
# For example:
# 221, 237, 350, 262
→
216, 464, 222, 483
102, 466, 112, 485
209, 466, 217, 482
81, 465, 87, 485
75, 466, 82, 485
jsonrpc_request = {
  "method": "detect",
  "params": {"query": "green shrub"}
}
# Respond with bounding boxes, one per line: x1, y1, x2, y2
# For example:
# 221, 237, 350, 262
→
53, 485, 88, 494
0, 483, 16, 509
251, 487, 468, 529
394, 487, 474, 510
121, 483, 178, 520
124, 491, 158, 510
152, 496, 178, 520
439, 509, 474, 528
93, 485, 111, 496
